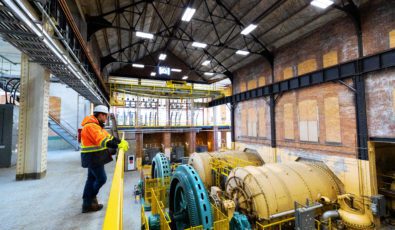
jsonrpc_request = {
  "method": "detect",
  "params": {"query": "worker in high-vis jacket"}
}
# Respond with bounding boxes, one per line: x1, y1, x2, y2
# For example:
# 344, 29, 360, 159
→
80, 105, 129, 213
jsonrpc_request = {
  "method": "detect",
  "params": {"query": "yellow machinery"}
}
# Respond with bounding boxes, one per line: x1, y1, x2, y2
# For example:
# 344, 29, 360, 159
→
140, 152, 377, 230
109, 80, 223, 100
225, 161, 343, 221
188, 150, 264, 188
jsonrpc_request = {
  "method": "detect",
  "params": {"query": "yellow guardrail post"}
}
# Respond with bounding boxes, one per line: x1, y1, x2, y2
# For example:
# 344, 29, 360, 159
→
103, 133, 125, 230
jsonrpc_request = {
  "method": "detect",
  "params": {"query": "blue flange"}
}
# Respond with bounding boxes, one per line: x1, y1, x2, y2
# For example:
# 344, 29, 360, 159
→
169, 165, 213, 230
148, 214, 160, 230
230, 212, 251, 230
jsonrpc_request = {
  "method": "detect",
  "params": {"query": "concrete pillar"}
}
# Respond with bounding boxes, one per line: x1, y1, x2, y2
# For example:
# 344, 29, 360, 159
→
162, 132, 171, 158
135, 133, 143, 159
16, 54, 50, 180
185, 131, 196, 156
221, 131, 227, 149
207, 129, 218, 152
166, 99, 170, 126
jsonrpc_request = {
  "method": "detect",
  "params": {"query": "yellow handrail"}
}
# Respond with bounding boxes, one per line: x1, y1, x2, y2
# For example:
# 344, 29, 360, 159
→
151, 188, 172, 230
256, 217, 295, 229
103, 133, 125, 230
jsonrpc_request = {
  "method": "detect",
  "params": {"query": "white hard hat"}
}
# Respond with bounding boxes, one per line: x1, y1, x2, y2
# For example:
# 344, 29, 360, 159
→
93, 105, 109, 114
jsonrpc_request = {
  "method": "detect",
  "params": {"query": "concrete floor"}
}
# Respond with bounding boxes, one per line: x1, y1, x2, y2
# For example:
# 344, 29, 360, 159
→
0, 149, 141, 230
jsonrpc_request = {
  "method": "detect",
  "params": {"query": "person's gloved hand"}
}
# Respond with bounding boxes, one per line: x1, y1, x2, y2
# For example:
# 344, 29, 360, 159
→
118, 139, 129, 152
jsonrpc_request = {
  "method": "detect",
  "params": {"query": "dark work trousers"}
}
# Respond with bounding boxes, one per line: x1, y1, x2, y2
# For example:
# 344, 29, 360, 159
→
82, 165, 107, 207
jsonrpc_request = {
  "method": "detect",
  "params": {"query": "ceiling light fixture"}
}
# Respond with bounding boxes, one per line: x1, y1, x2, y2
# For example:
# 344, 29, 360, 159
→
182, 76, 188, 80
241, 24, 257, 35
236, 50, 250, 56
158, 53, 167, 60
204, 72, 214, 76
202, 60, 210, 66
150, 72, 156, 76
192, 42, 207, 48
171, 68, 182, 72
136, 31, 154, 39
181, 7, 196, 22
132, 63, 144, 68
310, 0, 334, 9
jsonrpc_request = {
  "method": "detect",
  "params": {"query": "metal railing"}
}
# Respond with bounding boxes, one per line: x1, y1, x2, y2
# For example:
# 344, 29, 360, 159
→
102, 133, 125, 230
210, 155, 262, 188
141, 205, 149, 230
256, 217, 332, 229
150, 188, 172, 230
144, 177, 170, 208
184, 204, 229, 230
48, 114, 77, 138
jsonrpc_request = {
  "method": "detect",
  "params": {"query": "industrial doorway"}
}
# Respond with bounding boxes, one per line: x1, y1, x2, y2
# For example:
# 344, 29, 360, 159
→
370, 141, 395, 226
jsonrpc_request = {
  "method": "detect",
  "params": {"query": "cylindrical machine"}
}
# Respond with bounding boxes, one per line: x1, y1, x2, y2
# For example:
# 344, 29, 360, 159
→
225, 161, 343, 221
188, 150, 264, 188
169, 165, 213, 230
151, 153, 171, 179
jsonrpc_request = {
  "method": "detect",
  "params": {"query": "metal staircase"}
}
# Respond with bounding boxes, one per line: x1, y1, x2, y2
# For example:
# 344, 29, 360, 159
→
1, 77, 80, 150
48, 115, 79, 151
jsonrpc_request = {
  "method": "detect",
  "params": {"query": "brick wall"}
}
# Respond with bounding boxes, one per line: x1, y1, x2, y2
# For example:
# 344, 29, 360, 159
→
365, 69, 395, 138
361, 0, 395, 55
275, 82, 356, 157
233, 57, 272, 94
231, 0, 395, 158
273, 17, 358, 82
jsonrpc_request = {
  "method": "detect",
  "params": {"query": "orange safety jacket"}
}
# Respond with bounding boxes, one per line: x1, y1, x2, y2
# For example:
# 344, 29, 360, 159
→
80, 115, 119, 168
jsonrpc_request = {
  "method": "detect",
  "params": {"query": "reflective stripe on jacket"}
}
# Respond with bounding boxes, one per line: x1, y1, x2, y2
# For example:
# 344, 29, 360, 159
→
80, 115, 113, 168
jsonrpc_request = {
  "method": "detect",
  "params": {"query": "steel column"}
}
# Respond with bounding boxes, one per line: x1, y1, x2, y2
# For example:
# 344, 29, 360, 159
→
269, 95, 276, 148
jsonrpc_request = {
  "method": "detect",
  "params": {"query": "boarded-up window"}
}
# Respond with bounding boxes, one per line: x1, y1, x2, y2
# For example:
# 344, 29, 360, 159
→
258, 76, 266, 87
241, 108, 247, 136
220, 104, 227, 124
390, 30, 395, 48
240, 82, 246, 92
258, 106, 266, 137
248, 79, 257, 90
284, 103, 294, 140
298, 100, 319, 142
283, 67, 293, 80
324, 97, 341, 143
248, 107, 257, 137
298, 59, 317, 75
323, 51, 338, 68
49, 96, 61, 122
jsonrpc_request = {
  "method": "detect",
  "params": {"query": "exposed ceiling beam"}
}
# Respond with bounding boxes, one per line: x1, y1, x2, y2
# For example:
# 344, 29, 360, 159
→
94, 0, 146, 18
215, 0, 274, 65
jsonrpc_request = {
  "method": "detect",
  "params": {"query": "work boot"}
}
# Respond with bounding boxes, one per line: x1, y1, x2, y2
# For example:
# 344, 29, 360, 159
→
82, 203, 103, 213
92, 197, 99, 205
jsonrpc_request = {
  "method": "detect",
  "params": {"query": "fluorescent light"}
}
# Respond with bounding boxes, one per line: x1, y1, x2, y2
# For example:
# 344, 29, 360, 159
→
150, 72, 156, 76
204, 72, 214, 76
136, 31, 154, 39
182, 76, 188, 80
132, 64, 144, 68
310, 0, 334, 9
171, 68, 182, 72
192, 42, 207, 48
236, 50, 250, 56
202, 60, 210, 66
158, 53, 167, 60
241, 24, 257, 35
181, 7, 196, 22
